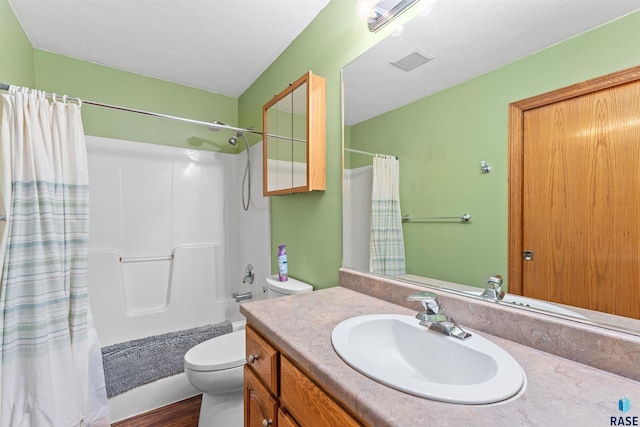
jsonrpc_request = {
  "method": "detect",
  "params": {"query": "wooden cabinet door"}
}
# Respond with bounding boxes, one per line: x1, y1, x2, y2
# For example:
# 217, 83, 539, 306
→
244, 366, 278, 427
277, 409, 300, 427
280, 356, 361, 427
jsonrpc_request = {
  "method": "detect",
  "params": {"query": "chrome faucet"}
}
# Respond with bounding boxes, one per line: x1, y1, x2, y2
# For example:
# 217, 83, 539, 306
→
407, 292, 472, 340
481, 275, 505, 301
233, 291, 253, 303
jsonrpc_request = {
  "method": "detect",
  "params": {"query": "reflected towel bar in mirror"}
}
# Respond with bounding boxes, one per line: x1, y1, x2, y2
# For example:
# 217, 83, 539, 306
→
402, 214, 471, 223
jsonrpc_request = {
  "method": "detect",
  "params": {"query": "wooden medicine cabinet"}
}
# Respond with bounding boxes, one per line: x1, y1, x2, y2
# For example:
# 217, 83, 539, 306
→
262, 71, 326, 196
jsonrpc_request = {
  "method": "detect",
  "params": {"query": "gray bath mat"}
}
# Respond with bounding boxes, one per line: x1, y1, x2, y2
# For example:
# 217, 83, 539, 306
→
101, 321, 233, 397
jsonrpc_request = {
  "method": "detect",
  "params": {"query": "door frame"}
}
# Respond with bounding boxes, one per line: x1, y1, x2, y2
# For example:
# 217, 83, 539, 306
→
508, 65, 640, 295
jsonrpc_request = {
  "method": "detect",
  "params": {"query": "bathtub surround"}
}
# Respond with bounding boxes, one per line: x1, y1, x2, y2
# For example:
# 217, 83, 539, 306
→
342, 166, 372, 271
86, 136, 269, 338
86, 136, 270, 421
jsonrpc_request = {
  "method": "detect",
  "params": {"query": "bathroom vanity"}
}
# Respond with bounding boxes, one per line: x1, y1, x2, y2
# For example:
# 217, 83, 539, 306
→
240, 269, 640, 426
244, 326, 361, 426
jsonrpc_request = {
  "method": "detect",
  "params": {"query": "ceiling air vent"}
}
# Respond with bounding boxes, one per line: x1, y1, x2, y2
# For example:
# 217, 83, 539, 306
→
390, 50, 433, 72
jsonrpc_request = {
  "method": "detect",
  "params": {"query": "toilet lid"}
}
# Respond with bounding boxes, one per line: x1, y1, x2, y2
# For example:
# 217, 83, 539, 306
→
266, 275, 313, 295
184, 330, 246, 372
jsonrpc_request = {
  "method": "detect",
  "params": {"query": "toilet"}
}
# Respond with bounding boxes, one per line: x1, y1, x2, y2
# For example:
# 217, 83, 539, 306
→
264, 275, 313, 298
184, 276, 313, 427
184, 330, 246, 427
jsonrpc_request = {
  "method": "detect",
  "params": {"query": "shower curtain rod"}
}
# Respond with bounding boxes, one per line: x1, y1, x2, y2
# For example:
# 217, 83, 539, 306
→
0, 82, 269, 138
345, 147, 398, 160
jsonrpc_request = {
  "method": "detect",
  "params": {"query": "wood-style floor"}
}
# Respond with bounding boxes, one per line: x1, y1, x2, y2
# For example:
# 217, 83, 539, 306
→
111, 395, 201, 427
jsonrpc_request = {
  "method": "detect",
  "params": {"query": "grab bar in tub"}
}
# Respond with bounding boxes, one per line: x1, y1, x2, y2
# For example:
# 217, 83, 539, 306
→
119, 254, 174, 263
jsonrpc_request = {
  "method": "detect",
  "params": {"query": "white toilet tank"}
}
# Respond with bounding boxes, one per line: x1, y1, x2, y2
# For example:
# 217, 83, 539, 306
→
265, 275, 313, 298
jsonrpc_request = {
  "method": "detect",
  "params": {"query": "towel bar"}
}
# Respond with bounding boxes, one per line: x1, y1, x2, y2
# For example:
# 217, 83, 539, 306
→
402, 214, 471, 223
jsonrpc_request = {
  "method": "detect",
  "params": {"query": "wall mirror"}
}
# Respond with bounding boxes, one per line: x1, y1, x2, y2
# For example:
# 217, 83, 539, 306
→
263, 71, 326, 196
342, 0, 640, 336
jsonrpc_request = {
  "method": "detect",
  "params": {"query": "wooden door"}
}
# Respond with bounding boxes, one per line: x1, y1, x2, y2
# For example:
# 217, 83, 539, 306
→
509, 66, 640, 319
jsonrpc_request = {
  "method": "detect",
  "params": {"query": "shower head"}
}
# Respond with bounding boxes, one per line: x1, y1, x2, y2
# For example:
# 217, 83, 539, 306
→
228, 132, 242, 146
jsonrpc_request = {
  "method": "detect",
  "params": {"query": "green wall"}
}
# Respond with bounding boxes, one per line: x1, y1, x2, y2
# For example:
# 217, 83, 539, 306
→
8, 0, 634, 292
33, 50, 239, 152
1, 0, 240, 153
0, 0, 34, 90
239, 0, 426, 289
347, 11, 640, 290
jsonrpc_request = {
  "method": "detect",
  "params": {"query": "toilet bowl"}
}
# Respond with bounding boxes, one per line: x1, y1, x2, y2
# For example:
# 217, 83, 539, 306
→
184, 329, 246, 427
184, 276, 313, 427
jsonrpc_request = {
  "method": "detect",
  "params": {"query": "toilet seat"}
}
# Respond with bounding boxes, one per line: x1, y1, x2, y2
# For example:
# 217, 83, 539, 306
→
184, 330, 246, 372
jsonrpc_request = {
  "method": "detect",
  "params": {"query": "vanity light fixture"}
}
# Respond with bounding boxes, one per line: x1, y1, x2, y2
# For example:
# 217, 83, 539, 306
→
360, 0, 421, 32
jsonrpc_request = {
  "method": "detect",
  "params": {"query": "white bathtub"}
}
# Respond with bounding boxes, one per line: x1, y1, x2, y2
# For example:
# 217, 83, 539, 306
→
105, 319, 246, 422
88, 243, 248, 422
85, 136, 269, 422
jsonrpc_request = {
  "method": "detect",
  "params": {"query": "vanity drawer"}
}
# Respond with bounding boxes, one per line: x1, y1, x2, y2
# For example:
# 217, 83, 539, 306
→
280, 356, 362, 427
246, 326, 279, 394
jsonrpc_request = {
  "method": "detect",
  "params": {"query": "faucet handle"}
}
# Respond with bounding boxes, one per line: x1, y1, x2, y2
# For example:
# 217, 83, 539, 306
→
408, 292, 469, 338
242, 264, 255, 284
481, 275, 505, 301
487, 275, 503, 285
407, 292, 443, 315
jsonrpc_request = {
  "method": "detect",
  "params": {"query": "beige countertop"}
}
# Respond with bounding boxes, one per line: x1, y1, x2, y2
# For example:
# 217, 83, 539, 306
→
240, 286, 640, 427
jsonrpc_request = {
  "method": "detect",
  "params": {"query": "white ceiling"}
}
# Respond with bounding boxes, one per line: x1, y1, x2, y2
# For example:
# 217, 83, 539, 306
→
344, 0, 640, 125
8, 0, 640, 114
8, 0, 331, 97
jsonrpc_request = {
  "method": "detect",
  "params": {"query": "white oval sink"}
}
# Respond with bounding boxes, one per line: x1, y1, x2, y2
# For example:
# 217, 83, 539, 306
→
331, 314, 525, 404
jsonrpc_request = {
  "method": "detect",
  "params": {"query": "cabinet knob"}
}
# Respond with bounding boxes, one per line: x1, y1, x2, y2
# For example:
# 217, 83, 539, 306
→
248, 354, 260, 363
262, 418, 273, 427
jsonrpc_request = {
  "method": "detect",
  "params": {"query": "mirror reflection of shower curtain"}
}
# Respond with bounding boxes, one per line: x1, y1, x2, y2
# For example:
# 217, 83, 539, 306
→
369, 155, 406, 276
0, 88, 110, 426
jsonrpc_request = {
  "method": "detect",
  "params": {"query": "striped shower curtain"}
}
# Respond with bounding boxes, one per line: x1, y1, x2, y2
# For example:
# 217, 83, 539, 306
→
0, 88, 109, 426
369, 155, 406, 276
